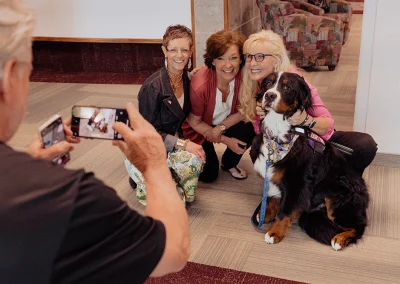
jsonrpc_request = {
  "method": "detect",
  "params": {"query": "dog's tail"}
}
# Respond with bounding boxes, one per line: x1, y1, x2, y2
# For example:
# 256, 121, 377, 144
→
298, 209, 343, 245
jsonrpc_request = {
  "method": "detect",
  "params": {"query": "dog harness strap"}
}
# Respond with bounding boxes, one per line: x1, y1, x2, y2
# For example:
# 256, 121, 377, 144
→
258, 161, 272, 228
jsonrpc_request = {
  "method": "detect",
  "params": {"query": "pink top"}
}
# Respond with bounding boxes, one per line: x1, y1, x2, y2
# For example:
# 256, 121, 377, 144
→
253, 70, 335, 140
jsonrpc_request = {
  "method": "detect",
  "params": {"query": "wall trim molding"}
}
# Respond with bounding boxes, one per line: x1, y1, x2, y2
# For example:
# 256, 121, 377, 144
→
224, 0, 229, 29
353, 0, 377, 132
32, 37, 163, 44
191, 0, 197, 67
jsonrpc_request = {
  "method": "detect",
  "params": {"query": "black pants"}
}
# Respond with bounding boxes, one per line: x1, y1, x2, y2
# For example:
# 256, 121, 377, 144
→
199, 121, 255, 183
329, 131, 377, 175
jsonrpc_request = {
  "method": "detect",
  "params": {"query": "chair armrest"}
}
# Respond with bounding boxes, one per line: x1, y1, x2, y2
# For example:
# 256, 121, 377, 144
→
257, 0, 296, 24
329, 0, 353, 16
279, 13, 343, 44
285, 0, 325, 15
294, 8, 313, 15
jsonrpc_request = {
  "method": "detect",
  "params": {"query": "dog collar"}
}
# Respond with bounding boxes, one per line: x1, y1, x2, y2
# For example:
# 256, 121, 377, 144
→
263, 134, 299, 164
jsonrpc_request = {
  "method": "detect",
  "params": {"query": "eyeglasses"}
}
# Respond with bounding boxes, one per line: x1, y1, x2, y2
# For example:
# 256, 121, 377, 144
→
244, 53, 273, 62
166, 47, 191, 55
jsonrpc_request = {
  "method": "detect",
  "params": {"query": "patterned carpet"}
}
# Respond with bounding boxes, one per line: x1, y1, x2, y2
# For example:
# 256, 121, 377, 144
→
145, 262, 305, 284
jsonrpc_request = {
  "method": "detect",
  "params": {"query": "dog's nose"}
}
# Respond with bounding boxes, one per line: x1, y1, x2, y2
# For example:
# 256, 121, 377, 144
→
266, 92, 277, 102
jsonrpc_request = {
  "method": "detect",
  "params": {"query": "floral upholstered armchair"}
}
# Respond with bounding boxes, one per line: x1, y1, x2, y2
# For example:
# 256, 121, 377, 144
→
286, 0, 352, 43
257, 0, 344, 70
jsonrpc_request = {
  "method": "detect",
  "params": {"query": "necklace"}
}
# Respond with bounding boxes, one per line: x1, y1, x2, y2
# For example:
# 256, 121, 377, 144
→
166, 68, 183, 93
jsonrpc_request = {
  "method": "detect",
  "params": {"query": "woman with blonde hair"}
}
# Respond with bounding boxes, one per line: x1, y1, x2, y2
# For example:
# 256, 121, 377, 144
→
239, 30, 377, 175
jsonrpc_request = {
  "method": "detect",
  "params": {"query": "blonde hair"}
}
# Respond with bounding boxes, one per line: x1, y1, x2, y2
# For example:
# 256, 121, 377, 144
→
238, 30, 295, 122
0, 0, 35, 77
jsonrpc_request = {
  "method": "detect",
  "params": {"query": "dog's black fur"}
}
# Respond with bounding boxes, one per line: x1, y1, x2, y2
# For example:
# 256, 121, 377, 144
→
250, 72, 369, 250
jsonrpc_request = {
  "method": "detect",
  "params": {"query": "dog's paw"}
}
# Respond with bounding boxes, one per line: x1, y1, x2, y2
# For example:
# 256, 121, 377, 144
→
331, 239, 342, 251
331, 230, 356, 251
265, 232, 275, 244
264, 231, 283, 244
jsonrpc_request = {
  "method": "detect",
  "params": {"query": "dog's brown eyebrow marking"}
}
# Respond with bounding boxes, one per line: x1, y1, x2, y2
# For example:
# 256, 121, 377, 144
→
283, 79, 288, 84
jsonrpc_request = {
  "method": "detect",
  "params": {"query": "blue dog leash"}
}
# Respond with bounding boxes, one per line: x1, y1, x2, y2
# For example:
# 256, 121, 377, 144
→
258, 160, 272, 228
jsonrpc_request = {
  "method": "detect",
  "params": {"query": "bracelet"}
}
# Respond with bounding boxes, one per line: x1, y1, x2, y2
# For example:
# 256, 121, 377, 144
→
308, 119, 317, 129
298, 113, 309, 126
175, 138, 188, 150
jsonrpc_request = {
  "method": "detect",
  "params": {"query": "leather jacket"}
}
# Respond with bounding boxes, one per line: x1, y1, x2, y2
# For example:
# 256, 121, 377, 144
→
138, 66, 191, 152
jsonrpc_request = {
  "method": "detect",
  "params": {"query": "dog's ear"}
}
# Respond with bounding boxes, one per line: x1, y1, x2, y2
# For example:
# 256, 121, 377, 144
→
296, 75, 313, 112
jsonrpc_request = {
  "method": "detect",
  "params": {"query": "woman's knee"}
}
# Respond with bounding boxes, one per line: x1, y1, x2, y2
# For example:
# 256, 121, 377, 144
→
356, 133, 378, 158
199, 162, 219, 183
200, 171, 219, 183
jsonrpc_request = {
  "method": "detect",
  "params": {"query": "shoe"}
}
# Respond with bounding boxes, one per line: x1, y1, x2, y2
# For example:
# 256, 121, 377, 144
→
221, 165, 248, 180
129, 177, 137, 190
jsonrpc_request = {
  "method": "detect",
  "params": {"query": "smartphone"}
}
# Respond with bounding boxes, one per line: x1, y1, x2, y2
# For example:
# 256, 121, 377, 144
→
71, 106, 130, 140
38, 114, 70, 165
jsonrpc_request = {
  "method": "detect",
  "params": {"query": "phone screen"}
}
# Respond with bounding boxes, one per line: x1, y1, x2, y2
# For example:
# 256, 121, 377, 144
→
71, 106, 129, 140
40, 116, 70, 165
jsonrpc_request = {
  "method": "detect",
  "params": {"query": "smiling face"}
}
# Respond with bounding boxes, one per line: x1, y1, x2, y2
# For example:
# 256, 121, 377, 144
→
260, 72, 312, 118
245, 41, 276, 83
162, 37, 192, 75
212, 44, 241, 83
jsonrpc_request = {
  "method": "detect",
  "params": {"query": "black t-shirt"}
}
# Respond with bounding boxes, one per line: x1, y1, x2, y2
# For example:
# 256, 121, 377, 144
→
0, 142, 166, 284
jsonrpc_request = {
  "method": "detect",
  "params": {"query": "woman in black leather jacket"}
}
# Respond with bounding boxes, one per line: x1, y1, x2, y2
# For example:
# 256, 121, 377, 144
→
125, 25, 205, 206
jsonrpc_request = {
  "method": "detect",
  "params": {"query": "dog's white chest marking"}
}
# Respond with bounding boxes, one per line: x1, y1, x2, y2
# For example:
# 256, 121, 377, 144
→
254, 145, 282, 198
253, 110, 292, 199
262, 111, 291, 143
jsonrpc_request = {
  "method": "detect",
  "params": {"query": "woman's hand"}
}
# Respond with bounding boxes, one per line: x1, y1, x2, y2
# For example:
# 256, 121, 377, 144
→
204, 126, 222, 143
185, 141, 206, 162
223, 137, 247, 155
188, 64, 205, 80
256, 101, 266, 119
287, 109, 308, 126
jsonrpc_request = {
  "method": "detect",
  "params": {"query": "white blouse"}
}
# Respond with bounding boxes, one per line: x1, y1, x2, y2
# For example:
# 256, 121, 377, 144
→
212, 80, 235, 126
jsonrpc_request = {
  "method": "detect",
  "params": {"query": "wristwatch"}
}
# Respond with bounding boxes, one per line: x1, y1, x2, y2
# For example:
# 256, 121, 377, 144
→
308, 119, 317, 129
218, 124, 227, 133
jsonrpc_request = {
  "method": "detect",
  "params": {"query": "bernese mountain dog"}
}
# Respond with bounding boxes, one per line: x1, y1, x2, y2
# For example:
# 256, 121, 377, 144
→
250, 72, 369, 251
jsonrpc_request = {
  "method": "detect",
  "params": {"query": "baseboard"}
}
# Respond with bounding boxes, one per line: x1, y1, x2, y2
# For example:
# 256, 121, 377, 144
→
31, 41, 164, 84
371, 153, 400, 168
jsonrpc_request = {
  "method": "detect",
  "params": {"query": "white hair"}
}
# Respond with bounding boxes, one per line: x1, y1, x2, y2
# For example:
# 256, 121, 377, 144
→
0, 0, 35, 77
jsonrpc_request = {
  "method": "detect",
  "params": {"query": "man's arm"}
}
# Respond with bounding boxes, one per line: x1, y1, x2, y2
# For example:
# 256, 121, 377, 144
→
113, 103, 190, 277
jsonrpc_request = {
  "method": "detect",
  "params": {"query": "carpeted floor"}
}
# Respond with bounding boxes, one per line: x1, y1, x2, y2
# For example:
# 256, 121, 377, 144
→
145, 262, 306, 284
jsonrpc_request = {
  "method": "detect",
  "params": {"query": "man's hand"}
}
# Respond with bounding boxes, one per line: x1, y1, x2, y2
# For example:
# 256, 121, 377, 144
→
27, 117, 80, 161
112, 103, 167, 175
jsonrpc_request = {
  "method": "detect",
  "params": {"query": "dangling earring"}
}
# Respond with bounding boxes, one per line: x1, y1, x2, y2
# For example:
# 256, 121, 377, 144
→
274, 64, 277, 72
188, 58, 192, 70
165, 57, 168, 68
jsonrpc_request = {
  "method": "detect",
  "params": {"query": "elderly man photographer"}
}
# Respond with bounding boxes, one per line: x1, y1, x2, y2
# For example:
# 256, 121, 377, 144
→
0, 1, 190, 283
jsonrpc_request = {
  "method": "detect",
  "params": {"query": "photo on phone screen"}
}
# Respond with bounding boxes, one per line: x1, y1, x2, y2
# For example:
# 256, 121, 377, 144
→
71, 106, 129, 140
39, 115, 70, 165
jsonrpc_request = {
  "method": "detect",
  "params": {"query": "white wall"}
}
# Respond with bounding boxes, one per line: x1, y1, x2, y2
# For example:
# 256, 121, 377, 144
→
354, 0, 400, 154
25, 0, 192, 39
